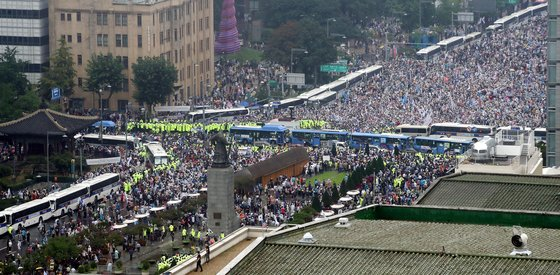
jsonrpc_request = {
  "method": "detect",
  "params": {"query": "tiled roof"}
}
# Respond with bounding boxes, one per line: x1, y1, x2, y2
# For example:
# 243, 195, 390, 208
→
0, 109, 99, 136
229, 243, 560, 275
244, 147, 308, 179
417, 173, 560, 212
271, 220, 560, 259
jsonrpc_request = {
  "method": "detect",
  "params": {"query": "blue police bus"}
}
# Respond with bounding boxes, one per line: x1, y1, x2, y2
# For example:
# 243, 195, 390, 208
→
412, 136, 472, 154
229, 125, 290, 145
349, 133, 412, 151
291, 129, 349, 147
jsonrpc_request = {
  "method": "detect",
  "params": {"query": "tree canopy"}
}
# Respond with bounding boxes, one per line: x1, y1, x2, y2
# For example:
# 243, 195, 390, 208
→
0, 47, 40, 122
85, 53, 125, 103
39, 38, 76, 99
132, 56, 178, 111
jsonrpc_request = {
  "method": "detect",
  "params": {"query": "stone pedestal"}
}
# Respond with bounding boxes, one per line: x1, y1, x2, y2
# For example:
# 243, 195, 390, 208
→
207, 166, 238, 235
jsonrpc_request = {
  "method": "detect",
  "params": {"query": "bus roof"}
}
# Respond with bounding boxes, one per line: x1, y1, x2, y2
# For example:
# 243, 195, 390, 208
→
437, 36, 463, 46
46, 184, 88, 200
395, 124, 430, 129
431, 122, 495, 128
3, 198, 50, 213
309, 91, 337, 102
292, 129, 348, 134
77, 133, 135, 142
415, 136, 472, 144
230, 124, 288, 131
145, 143, 167, 157
351, 132, 410, 139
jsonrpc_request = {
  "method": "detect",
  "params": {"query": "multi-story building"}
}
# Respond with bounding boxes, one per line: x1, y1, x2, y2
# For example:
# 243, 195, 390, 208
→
548, 0, 558, 166
49, 0, 214, 112
0, 0, 50, 84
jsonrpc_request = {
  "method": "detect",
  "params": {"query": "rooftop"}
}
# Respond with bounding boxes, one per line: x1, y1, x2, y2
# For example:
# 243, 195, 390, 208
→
224, 205, 560, 274
417, 173, 560, 212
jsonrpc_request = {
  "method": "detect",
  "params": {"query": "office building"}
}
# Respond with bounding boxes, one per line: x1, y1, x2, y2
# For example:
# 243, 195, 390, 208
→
49, 0, 214, 112
0, 0, 49, 84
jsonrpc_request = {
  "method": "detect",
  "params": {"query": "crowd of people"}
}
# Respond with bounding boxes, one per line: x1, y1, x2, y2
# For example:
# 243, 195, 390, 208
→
0, 8, 548, 274
270, 14, 546, 133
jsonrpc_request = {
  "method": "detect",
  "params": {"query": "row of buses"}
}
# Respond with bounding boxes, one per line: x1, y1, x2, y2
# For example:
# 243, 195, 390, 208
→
0, 173, 120, 235
228, 124, 473, 155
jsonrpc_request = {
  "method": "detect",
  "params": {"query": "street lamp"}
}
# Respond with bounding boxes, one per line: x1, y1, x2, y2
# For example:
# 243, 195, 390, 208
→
290, 48, 308, 73
326, 18, 336, 38
124, 102, 131, 158
99, 84, 111, 142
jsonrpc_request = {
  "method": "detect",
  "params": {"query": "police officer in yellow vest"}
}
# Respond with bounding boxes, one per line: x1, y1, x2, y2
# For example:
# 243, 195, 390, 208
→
182, 228, 187, 240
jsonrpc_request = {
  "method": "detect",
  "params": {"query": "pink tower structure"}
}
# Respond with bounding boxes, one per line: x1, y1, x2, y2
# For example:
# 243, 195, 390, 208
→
215, 0, 241, 54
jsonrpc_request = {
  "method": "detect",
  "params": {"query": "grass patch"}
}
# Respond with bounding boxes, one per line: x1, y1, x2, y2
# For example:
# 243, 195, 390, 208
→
306, 171, 346, 186
223, 47, 263, 63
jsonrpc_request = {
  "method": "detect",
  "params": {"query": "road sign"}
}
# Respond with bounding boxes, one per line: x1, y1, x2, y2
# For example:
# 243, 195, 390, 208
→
286, 73, 305, 85
456, 12, 474, 23
51, 87, 61, 100
320, 64, 348, 73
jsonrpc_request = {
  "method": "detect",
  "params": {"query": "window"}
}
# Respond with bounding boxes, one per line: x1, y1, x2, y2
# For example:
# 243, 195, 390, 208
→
159, 11, 164, 23
174, 28, 177, 41
187, 44, 191, 57
152, 34, 155, 47
67, 13, 71, 21
137, 35, 142, 48
205, 38, 209, 50
78, 77, 83, 87
548, 87, 556, 109
199, 19, 203, 31
550, 42, 558, 62
61, 34, 66, 41
116, 34, 122, 47
187, 22, 191, 35
548, 132, 556, 153
77, 33, 82, 43
174, 9, 178, 20
159, 31, 164, 44
137, 14, 142, 26
97, 13, 108, 25
60, 13, 65, 21
166, 10, 171, 21
122, 56, 128, 69
77, 12, 81, 21
67, 35, 72, 43
115, 13, 127, 26
548, 110, 556, 129
122, 34, 128, 47
77, 54, 82, 65
175, 50, 178, 63
549, 65, 557, 84
123, 78, 129, 92
97, 34, 108, 47
205, 17, 209, 29
166, 29, 170, 41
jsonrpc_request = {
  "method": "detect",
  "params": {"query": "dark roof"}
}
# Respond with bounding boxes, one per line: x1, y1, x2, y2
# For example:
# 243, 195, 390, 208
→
417, 172, 560, 212
0, 109, 99, 136
245, 147, 308, 179
229, 243, 560, 275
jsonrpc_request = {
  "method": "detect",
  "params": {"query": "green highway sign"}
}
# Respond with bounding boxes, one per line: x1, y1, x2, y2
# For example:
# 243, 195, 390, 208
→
320, 64, 348, 73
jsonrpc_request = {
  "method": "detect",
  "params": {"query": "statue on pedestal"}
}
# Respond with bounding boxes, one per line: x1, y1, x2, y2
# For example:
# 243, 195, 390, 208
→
209, 133, 230, 168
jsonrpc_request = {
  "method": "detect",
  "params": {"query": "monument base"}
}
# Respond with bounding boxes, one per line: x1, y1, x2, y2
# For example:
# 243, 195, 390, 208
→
207, 166, 239, 235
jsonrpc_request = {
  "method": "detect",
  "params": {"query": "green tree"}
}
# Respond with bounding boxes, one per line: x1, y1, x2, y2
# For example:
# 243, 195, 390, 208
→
86, 53, 125, 107
339, 179, 347, 197
311, 193, 322, 212
322, 190, 332, 209
0, 84, 40, 122
39, 38, 76, 99
132, 56, 178, 113
331, 143, 337, 157
0, 47, 30, 96
43, 237, 80, 265
331, 184, 340, 203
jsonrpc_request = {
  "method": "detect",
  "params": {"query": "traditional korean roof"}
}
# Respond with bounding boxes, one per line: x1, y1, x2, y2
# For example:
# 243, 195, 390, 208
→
0, 109, 99, 136
416, 172, 560, 212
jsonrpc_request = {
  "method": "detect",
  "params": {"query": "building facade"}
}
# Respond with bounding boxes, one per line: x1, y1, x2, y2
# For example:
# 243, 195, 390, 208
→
0, 0, 50, 84
548, 0, 559, 166
48, 0, 214, 112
